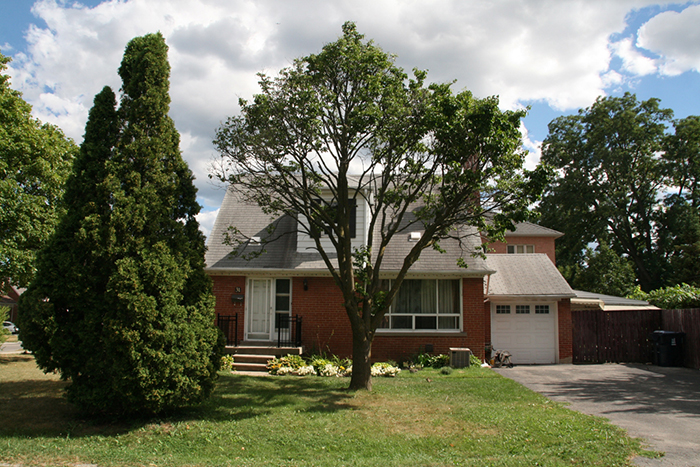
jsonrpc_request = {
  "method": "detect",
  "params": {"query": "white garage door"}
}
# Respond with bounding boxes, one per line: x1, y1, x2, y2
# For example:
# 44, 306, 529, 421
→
491, 304, 556, 364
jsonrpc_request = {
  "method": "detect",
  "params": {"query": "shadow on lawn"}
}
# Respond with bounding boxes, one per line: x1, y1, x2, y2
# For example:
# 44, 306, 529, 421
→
0, 360, 353, 439
193, 372, 354, 422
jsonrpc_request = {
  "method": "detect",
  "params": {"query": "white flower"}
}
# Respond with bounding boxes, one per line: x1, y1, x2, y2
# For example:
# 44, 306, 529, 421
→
295, 365, 317, 376
319, 363, 340, 377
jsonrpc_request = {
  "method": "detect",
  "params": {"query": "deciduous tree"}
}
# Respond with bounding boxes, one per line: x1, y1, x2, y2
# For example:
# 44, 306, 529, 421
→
0, 53, 77, 287
212, 23, 546, 390
538, 93, 673, 291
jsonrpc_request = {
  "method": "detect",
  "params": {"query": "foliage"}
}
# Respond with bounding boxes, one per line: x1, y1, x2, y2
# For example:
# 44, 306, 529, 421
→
212, 22, 547, 390
414, 353, 450, 368
628, 284, 700, 309
566, 244, 637, 297
220, 355, 235, 372
469, 353, 482, 366
267, 354, 306, 374
0, 356, 651, 466
0, 306, 8, 345
665, 115, 700, 209
18, 33, 222, 416
0, 53, 77, 287
440, 366, 453, 375
538, 93, 674, 291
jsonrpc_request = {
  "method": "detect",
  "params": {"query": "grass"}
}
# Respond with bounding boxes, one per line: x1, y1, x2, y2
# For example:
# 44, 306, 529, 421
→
0, 355, 655, 466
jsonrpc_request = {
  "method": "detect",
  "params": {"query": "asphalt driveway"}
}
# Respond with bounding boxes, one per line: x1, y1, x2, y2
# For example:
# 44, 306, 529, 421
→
493, 364, 700, 467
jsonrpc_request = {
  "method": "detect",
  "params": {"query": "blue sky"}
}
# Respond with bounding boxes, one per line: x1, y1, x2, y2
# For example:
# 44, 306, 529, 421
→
2, 0, 699, 237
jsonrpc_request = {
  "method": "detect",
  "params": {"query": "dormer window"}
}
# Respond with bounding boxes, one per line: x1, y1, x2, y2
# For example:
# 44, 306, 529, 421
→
507, 244, 534, 254
317, 199, 357, 239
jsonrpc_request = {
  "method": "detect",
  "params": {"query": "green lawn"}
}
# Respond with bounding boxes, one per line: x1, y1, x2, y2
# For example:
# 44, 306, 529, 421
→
0, 355, 654, 466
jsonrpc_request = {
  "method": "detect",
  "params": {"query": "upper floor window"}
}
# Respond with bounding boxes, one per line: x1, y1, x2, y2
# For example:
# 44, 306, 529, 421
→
316, 199, 357, 239
507, 244, 534, 254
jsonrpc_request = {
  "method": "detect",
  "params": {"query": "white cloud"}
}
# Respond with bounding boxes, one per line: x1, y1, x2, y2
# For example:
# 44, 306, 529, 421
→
636, 4, 700, 76
5, 0, 688, 212
610, 37, 658, 76
197, 208, 220, 241
520, 123, 542, 172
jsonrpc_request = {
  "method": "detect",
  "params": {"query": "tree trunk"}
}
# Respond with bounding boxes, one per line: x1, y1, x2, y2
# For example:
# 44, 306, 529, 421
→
348, 328, 373, 391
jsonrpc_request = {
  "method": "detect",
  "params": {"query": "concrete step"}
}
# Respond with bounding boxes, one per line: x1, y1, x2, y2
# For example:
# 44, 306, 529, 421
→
233, 362, 269, 372
225, 345, 303, 356
234, 354, 274, 364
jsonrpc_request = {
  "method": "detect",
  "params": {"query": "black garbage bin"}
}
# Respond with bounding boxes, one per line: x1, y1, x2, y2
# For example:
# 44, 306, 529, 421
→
651, 330, 685, 367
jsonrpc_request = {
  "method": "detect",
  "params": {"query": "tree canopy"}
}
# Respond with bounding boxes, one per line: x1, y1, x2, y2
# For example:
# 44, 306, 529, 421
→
0, 53, 77, 288
538, 94, 700, 292
19, 33, 222, 415
213, 23, 548, 390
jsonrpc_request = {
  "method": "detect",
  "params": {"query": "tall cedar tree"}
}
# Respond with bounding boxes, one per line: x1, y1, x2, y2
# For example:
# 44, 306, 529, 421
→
20, 34, 222, 415
213, 23, 547, 390
0, 53, 77, 288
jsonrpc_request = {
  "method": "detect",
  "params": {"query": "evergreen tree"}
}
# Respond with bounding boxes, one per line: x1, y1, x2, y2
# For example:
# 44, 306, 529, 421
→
20, 34, 222, 415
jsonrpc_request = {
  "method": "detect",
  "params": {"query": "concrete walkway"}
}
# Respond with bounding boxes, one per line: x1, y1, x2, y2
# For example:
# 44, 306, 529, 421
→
493, 364, 700, 467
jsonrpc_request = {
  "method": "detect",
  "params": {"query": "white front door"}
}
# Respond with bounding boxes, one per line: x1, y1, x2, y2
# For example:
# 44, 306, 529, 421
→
247, 279, 272, 340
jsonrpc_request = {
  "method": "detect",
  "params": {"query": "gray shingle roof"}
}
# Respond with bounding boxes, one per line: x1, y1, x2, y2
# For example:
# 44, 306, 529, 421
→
485, 254, 575, 298
205, 187, 493, 276
572, 290, 653, 307
504, 222, 563, 238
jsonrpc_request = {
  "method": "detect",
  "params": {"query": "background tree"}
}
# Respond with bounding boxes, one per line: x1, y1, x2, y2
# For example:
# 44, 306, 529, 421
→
213, 23, 547, 390
628, 283, 700, 309
659, 116, 700, 286
565, 244, 636, 297
19, 33, 222, 415
537, 93, 673, 291
0, 53, 77, 287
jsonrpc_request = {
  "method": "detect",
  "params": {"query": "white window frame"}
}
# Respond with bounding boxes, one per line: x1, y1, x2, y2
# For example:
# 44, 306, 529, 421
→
507, 244, 535, 254
378, 279, 462, 332
274, 278, 292, 331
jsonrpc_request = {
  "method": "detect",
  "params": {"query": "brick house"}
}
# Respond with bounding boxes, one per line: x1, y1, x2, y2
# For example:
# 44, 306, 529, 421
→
205, 187, 574, 365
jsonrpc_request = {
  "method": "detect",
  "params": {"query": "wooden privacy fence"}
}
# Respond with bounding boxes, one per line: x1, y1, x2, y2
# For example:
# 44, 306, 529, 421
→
662, 309, 700, 369
572, 308, 700, 369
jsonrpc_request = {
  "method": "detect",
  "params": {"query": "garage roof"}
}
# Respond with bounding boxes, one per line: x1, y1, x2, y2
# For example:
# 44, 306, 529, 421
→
485, 254, 575, 299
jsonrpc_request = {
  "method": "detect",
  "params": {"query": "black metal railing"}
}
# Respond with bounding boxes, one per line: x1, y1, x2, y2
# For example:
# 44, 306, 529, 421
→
276, 314, 302, 347
216, 313, 239, 347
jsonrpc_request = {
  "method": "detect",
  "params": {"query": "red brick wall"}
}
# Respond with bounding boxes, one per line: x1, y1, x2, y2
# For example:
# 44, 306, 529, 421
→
211, 275, 246, 343
292, 277, 354, 357
488, 236, 557, 263
210, 274, 489, 364
558, 298, 573, 363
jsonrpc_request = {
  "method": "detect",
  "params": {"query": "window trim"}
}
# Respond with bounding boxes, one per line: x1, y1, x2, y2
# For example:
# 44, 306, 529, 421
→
507, 244, 535, 254
378, 278, 462, 332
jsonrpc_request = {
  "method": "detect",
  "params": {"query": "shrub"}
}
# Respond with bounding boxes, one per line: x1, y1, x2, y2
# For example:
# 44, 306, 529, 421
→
220, 355, 235, 372
267, 354, 305, 374
295, 365, 317, 376
628, 284, 700, 309
469, 353, 482, 367
371, 362, 401, 377
414, 353, 450, 369
440, 366, 453, 375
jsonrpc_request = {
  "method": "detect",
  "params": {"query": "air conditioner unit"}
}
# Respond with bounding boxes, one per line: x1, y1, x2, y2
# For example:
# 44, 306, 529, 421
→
450, 348, 472, 368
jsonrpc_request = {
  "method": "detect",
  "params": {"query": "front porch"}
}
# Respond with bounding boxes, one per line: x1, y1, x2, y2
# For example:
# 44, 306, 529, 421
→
223, 343, 304, 372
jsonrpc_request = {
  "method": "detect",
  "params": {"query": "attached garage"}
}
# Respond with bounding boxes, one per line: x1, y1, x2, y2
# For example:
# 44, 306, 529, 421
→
485, 254, 576, 364
490, 302, 557, 364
